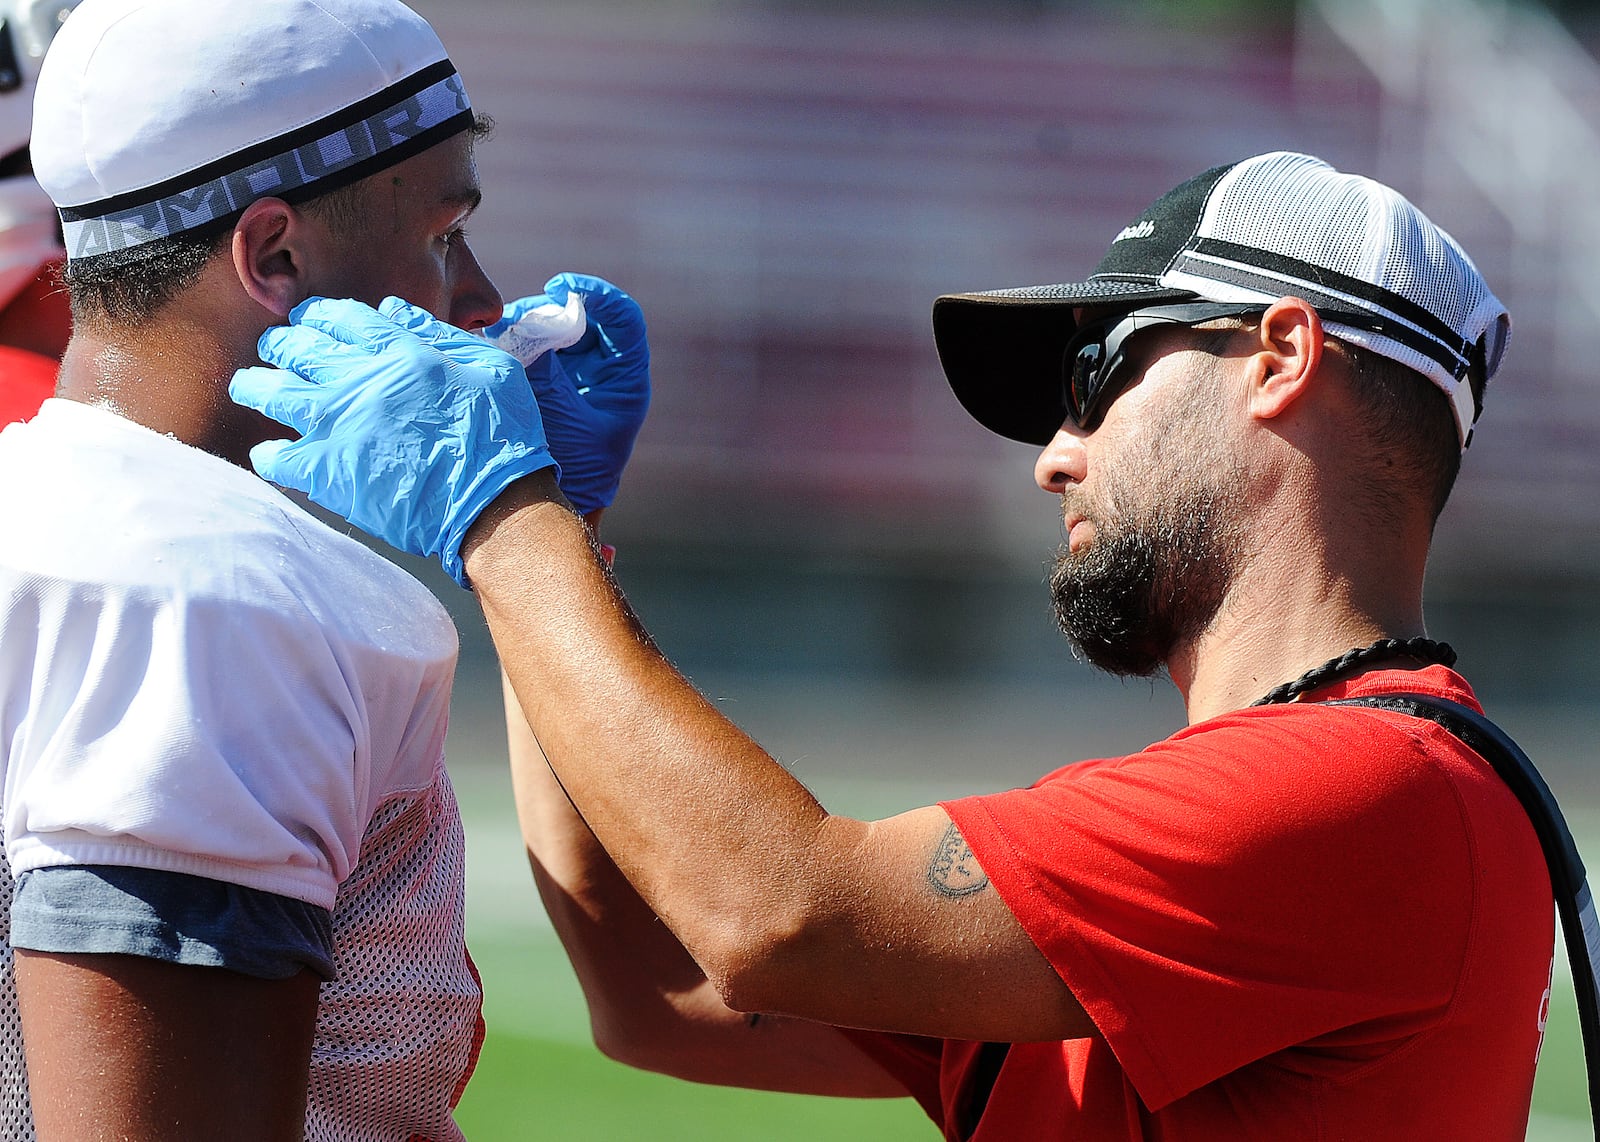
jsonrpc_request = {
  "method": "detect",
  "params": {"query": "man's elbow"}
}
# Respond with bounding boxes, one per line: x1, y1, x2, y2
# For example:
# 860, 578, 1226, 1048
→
694, 912, 829, 1019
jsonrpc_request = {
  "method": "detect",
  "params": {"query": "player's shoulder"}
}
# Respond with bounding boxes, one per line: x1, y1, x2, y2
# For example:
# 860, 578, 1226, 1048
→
7, 404, 290, 573
0, 400, 452, 648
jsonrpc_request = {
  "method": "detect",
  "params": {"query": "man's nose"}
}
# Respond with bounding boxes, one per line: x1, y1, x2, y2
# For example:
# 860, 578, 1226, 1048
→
1034, 419, 1088, 493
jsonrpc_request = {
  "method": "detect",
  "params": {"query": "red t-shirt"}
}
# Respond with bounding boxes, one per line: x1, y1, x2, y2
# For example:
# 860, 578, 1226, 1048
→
0, 346, 57, 426
847, 667, 1553, 1140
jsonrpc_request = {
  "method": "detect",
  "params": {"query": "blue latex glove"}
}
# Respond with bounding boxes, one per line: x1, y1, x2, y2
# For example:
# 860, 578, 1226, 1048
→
483, 273, 650, 516
230, 295, 558, 586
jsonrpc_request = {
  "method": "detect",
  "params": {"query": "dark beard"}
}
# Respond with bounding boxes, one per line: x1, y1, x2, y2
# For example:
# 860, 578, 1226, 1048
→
1048, 491, 1240, 677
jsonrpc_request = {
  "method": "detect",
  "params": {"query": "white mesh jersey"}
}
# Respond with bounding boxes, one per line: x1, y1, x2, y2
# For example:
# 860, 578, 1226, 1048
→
0, 400, 482, 1140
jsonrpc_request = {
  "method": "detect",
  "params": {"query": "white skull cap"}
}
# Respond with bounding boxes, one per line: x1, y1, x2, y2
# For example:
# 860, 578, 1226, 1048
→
31, 0, 474, 261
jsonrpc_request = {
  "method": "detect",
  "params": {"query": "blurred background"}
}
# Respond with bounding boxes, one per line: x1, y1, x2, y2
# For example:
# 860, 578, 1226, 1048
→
380, 0, 1600, 1135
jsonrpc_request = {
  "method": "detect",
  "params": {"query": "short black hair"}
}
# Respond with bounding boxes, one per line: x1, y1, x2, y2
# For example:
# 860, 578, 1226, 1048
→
63, 227, 229, 327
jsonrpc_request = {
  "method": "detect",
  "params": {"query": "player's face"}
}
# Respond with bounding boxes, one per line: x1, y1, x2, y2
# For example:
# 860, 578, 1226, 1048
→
307, 131, 503, 330
1042, 331, 1249, 676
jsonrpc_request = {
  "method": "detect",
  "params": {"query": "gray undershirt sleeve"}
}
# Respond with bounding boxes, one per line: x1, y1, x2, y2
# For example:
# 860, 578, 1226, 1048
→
10, 864, 335, 981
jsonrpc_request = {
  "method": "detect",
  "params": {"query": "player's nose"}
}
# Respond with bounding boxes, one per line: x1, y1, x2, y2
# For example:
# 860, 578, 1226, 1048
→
449, 241, 504, 331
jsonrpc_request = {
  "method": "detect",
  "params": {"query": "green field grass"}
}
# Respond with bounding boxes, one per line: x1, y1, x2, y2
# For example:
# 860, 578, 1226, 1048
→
449, 749, 1600, 1140
453, 931, 1595, 1141
456, 1011, 932, 1140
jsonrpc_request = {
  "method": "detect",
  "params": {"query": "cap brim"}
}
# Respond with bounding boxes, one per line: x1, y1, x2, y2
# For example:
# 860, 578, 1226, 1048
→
933, 280, 1194, 444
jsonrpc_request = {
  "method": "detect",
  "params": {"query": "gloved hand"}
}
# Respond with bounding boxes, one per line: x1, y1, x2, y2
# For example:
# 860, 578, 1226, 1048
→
484, 273, 651, 516
230, 295, 559, 587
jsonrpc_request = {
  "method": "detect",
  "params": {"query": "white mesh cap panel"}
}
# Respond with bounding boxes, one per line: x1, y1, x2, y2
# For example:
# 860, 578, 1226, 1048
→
1208, 153, 1379, 281
305, 772, 481, 1142
1162, 151, 1511, 447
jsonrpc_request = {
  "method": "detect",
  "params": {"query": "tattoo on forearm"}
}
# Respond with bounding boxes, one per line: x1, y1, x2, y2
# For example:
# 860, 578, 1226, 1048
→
927, 823, 989, 898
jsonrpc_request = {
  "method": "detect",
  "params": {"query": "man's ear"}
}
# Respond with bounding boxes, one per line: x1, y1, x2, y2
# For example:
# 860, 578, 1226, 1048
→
232, 198, 311, 318
1244, 296, 1324, 422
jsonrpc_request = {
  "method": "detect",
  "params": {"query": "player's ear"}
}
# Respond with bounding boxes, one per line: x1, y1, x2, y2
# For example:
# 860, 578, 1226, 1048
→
1244, 296, 1323, 422
232, 198, 312, 318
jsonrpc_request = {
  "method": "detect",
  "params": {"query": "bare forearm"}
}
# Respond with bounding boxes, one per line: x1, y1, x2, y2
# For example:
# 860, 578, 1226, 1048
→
470, 476, 1094, 1043
505, 673, 906, 1095
505, 671, 706, 1050
474, 482, 839, 981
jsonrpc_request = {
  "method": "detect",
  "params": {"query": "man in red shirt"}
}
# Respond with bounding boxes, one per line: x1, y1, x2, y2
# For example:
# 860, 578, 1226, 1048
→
233, 151, 1551, 1139
0, 1, 76, 425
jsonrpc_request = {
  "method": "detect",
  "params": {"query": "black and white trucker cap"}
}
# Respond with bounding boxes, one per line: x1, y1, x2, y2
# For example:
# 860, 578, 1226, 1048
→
932, 151, 1512, 450
30, 0, 474, 263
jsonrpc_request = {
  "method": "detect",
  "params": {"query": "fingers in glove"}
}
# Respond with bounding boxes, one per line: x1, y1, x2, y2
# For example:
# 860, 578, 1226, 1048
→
247, 437, 311, 493
545, 273, 646, 352
282, 296, 426, 355
229, 366, 329, 436
257, 322, 399, 388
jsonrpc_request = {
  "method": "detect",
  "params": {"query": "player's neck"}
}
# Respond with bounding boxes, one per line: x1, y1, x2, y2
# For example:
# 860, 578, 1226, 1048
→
54, 318, 276, 469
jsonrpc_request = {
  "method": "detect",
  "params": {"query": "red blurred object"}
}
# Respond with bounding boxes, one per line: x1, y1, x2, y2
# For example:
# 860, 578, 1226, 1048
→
0, 345, 55, 425
0, 261, 68, 425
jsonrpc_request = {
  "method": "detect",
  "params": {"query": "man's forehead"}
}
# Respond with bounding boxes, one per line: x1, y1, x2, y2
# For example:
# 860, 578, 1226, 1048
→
443, 133, 484, 202
385, 131, 483, 210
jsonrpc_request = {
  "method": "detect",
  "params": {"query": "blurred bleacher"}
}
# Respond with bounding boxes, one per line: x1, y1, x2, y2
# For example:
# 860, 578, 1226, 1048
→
416, 0, 1600, 581
1308, 0, 1600, 581
416, 1, 1385, 561
404, 0, 1600, 715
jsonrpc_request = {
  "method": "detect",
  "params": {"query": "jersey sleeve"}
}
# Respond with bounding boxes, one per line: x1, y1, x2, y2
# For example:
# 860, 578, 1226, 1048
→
941, 707, 1478, 1110
1, 575, 374, 911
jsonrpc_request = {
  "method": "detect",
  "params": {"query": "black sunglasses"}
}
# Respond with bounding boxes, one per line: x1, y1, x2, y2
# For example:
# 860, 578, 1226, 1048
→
1060, 302, 1269, 429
